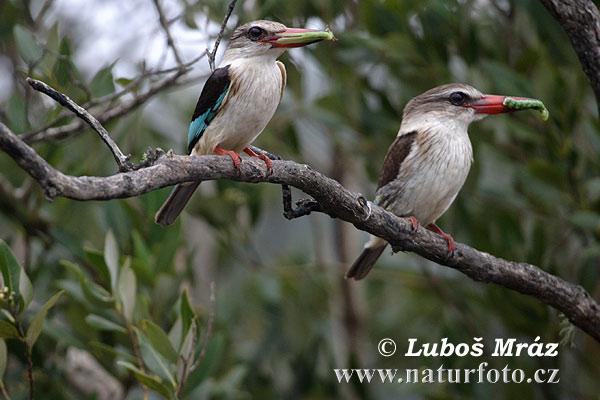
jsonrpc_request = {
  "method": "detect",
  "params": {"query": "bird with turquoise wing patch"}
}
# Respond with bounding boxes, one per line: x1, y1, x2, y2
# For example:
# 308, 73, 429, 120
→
155, 20, 334, 226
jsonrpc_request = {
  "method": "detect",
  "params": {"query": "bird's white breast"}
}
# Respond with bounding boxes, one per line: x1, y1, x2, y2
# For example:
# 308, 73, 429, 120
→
193, 57, 284, 155
378, 119, 473, 226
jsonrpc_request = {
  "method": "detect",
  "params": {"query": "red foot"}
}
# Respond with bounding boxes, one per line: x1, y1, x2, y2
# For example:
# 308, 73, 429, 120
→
244, 147, 273, 174
428, 223, 455, 253
214, 145, 241, 170
406, 216, 419, 231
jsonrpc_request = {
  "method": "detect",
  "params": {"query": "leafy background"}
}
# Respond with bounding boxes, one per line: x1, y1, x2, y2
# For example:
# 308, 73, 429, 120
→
0, 0, 599, 398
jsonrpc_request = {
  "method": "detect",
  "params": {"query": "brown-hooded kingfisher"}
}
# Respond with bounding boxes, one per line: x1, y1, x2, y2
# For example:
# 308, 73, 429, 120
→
155, 20, 333, 226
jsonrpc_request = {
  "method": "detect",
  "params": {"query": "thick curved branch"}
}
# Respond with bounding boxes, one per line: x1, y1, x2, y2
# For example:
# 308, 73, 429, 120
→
539, 0, 600, 116
1, 121, 599, 342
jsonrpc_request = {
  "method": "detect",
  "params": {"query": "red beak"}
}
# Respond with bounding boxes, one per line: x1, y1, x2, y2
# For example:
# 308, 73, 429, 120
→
469, 95, 536, 114
262, 28, 334, 48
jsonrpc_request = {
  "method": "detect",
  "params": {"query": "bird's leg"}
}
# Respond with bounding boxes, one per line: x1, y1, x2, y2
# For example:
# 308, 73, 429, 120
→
243, 147, 273, 174
214, 145, 242, 170
427, 223, 456, 253
406, 216, 419, 231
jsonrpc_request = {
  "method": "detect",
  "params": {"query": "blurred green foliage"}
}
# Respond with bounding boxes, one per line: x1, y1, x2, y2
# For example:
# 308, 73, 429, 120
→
0, 0, 599, 399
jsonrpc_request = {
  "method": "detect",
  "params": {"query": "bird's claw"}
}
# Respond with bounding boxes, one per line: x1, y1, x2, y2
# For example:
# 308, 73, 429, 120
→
427, 223, 455, 255
214, 145, 242, 171
406, 216, 419, 231
244, 147, 273, 176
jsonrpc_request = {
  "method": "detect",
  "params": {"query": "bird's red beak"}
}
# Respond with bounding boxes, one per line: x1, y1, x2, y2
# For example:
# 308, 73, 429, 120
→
468, 95, 536, 114
262, 28, 335, 48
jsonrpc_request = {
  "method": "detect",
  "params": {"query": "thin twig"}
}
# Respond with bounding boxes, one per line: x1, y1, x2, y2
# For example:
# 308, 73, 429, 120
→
206, 0, 238, 71
14, 320, 33, 400
118, 313, 149, 400
152, 0, 184, 65
25, 78, 133, 172
22, 54, 207, 144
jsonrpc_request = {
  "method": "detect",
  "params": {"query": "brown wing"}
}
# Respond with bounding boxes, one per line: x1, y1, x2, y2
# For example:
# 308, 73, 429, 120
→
276, 61, 286, 105
377, 131, 417, 190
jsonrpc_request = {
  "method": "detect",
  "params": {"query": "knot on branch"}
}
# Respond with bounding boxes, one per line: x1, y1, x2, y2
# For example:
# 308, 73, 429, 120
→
281, 183, 322, 219
132, 147, 167, 170
357, 195, 372, 221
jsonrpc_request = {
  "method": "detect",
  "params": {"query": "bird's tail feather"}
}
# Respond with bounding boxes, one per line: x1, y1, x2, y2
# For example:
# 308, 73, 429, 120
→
155, 181, 201, 226
345, 243, 387, 280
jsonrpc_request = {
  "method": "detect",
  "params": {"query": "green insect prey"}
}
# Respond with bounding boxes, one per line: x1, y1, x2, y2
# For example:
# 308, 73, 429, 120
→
503, 97, 550, 121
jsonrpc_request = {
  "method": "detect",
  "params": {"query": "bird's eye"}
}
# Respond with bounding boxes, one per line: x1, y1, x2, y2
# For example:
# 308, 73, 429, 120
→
248, 27, 265, 40
449, 92, 467, 106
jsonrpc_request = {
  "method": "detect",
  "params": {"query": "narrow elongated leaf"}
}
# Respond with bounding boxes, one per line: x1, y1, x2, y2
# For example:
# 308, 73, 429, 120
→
135, 328, 176, 388
168, 316, 183, 352
83, 248, 110, 284
177, 319, 196, 384
13, 25, 44, 63
104, 231, 119, 295
61, 260, 114, 305
143, 320, 177, 364
180, 289, 194, 339
26, 290, 64, 347
85, 314, 127, 334
0, 339, 6, 380
19, 267, 33, 312
117, 361, 171, 398
0, 320, 20, 340
0, 240, 21, 302
89, 341, 137, 365
118, 263, 136, 323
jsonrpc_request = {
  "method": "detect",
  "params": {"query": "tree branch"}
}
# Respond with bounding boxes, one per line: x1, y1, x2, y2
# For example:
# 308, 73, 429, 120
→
152, 0, 184, 65
206, 0, 238, 71
1, 121, 599, 342
26, 78, 133, 171
539, 0, 600, 116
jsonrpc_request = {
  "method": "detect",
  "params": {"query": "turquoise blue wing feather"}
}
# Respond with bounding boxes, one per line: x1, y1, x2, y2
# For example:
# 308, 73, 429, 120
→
187, 65, 231, 153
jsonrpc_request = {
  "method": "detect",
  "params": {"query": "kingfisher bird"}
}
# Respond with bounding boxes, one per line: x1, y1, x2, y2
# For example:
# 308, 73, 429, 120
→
155, 20, 333, 226
346, 84, 545, 280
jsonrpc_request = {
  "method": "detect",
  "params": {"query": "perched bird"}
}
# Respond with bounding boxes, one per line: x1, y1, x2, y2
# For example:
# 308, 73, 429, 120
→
346, 83, 545, 280
155, 20, 333, 226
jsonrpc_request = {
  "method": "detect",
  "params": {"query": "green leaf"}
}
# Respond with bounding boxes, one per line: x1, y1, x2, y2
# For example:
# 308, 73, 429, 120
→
83, 248, 110, 284
19, 267, 33, 311
55, 38, 72, 86
60, 260, 113, 306
0, 339, 6, 381
168, 315, 183, 352
180, 289, 194, 340
0, 320, 20, 340
116, 77, 135, 88
89, 341, 137, 365
135, 327, 176, 388
90, 63, 116, 97
0, 240, 21, 303
85, 314, 127, 334
177, 319, 196, 384
117, 360, 172, 399
104, 230, 119, 295
118, 262, 136, 323
143, 320, 177, 364
41, 22, 60, 76
13, 25, 44, 63
26, 290, 64, 347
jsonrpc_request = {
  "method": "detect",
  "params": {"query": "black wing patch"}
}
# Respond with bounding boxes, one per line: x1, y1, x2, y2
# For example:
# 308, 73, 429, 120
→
187, 65, 231, 153
377, 131, 417, 190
